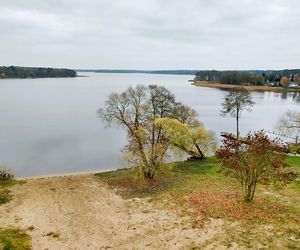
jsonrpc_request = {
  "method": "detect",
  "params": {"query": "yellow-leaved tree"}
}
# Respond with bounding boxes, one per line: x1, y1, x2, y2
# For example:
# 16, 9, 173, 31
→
155, 118, 216, 160
280, 76, 289, 87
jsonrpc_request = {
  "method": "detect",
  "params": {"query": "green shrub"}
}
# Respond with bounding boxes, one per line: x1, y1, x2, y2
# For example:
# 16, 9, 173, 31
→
0, 189, 12, 205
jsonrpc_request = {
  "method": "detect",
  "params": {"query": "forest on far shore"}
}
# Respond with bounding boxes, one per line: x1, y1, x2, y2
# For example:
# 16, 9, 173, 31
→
195, 69, 300, 86
0, 66, 77, 79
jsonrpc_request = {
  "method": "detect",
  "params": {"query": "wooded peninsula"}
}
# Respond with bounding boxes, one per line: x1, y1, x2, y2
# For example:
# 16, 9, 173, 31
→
0, 66, 77, 79
194, 69, 300, 87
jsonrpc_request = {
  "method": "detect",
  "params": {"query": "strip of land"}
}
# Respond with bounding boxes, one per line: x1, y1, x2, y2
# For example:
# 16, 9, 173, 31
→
192, 81, 300, 92
0, 66, 76, 79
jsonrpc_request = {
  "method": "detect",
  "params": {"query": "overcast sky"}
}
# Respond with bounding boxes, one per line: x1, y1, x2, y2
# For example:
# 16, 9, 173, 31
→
0, 0, 299, 70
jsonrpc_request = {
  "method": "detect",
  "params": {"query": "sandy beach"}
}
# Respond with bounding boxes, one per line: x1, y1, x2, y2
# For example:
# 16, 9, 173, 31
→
0, 174, 226, 250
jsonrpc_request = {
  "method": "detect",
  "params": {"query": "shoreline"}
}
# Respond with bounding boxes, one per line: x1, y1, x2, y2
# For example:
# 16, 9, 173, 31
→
16, 168, 113, 180
192, 81, 300, 92
0, 76, 78, 80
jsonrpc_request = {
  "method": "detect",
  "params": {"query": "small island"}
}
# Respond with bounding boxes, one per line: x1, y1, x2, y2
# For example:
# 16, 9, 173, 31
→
0, 66, 77, 79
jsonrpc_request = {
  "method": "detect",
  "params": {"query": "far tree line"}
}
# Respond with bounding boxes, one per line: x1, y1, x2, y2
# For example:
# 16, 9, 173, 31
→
0, 66, 77, 79
194, 69, 300, 87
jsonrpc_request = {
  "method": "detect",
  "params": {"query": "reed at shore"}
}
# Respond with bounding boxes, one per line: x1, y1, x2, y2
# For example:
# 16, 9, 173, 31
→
192, 81, 300, 92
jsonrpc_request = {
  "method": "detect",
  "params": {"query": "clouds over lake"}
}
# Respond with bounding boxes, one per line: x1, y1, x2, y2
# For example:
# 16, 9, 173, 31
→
1, 0, 299, 69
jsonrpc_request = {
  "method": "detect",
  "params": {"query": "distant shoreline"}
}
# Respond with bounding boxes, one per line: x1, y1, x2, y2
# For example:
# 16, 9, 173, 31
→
0, 66, 77, 79
192, 81, 300, 92
0, 76, 77, 80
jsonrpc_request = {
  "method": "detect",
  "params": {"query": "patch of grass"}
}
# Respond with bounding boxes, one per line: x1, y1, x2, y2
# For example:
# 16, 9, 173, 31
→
0, 179, 26, 206
287, 155, 300, 168
168, 157, 238, 192
96, 157, 238, 199
0, 180, 26, 188
0, 227, 32, 250
286, 156, 300, 191
0, 189, 12, 205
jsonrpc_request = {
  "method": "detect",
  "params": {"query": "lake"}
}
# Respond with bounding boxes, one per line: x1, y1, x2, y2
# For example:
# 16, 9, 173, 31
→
0, 73, 299, 177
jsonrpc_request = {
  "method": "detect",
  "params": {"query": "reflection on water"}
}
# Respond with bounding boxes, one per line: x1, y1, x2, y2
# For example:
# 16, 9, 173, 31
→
0, 73, 299, 177
278, 91, 300, 102
259, 91, 300, 102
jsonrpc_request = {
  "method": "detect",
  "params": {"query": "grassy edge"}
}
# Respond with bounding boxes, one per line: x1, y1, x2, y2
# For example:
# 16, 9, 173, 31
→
192, 81, 300, 92
0, 179, 26, 205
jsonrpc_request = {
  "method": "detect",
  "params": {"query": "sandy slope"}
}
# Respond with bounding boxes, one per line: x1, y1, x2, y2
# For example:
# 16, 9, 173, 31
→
0, 174, 228, 250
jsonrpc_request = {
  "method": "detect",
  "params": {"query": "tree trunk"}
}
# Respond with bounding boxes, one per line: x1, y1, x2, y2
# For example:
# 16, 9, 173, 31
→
143, 171, 155, 180
142, 162, 158, 180
195, 144, 205, 160
242, 175, 257, 202
236, 114, 239, 139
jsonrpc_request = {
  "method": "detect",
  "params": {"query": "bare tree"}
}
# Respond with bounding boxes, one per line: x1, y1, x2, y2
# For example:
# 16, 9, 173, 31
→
98, 85, 197, 180
171, 103, 198, 126
276, 111, 300, 143
221, 88, 255, 139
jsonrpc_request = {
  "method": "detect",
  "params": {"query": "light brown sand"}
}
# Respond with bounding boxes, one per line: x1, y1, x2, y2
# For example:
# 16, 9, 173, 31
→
0, 174, 231, 250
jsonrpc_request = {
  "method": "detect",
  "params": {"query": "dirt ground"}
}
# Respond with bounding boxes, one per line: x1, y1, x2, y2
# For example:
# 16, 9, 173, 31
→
0, 174, 230, 250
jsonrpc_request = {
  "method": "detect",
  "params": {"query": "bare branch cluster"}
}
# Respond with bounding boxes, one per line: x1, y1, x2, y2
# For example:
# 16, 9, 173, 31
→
98, 85, 197, 180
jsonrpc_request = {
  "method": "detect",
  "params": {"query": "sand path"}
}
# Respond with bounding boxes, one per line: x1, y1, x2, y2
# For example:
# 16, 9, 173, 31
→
0, 174, 226, 249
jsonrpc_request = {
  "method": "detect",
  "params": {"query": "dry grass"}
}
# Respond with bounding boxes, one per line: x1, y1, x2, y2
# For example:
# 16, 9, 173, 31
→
192, 81, 300, 92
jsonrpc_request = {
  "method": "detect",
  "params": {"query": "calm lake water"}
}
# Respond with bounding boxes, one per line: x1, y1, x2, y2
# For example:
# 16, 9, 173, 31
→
0, 73, 299, 177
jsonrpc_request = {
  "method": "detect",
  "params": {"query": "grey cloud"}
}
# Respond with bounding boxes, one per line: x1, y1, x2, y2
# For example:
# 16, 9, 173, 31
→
0, 0, 299, 69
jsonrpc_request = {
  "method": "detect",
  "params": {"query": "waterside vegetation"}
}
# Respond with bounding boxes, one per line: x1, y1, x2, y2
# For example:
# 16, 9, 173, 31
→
192, 81, 300, 92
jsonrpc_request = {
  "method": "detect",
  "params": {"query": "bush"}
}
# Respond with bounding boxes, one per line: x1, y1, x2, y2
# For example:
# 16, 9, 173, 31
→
0, 227, 31, 250
0, 189, 12, 205
288, 143, 300, 154
217, 131, 291, 202
0, 167, 14, 181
